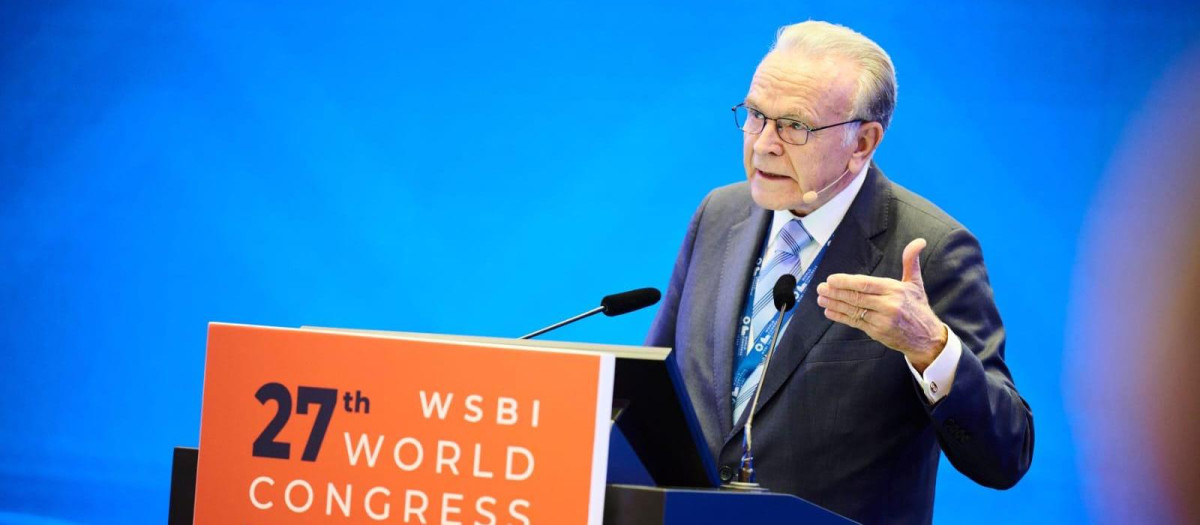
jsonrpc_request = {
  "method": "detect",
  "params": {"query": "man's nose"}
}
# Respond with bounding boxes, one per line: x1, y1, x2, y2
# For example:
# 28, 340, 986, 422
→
753, 122, 785, 156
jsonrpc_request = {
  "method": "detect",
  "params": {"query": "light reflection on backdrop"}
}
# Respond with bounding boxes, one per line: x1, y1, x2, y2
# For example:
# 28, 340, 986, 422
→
1067, 45, 1200, 525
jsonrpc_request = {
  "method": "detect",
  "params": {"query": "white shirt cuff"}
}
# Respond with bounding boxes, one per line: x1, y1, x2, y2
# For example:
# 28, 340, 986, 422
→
905, 324, 963, 404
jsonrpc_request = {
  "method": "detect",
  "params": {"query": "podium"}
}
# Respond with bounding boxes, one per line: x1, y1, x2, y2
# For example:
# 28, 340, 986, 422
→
171, 323, 855, 524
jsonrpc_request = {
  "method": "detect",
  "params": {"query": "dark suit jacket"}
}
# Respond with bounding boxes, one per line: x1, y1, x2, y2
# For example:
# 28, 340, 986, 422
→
645, 166, 1034, 524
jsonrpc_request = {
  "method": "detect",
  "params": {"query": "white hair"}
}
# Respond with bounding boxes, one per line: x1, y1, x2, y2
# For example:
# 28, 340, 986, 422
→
770, 21, 898, 133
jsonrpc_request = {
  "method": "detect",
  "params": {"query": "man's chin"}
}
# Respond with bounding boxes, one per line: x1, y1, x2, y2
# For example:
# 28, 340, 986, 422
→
749, 183, 803, 212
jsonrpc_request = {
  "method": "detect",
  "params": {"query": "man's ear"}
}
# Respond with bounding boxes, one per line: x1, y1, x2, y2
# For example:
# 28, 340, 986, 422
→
848, 121, 885, 173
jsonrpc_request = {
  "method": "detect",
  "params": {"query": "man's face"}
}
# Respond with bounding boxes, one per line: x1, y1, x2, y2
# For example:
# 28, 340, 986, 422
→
743, 52, 860, 215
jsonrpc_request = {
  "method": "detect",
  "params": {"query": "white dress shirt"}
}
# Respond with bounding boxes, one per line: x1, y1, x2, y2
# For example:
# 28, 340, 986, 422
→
762, 164, 962, 404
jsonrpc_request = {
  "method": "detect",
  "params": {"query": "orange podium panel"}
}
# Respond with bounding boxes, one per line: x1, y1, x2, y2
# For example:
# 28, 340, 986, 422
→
194, 323, 614, 524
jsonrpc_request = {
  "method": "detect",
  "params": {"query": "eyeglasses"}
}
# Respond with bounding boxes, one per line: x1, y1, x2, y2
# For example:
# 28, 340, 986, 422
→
732, 103, 863, 146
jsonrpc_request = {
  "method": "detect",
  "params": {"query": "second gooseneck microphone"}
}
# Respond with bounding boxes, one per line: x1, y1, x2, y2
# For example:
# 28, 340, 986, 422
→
732, 273, 799, 488
519, 287, 661, 340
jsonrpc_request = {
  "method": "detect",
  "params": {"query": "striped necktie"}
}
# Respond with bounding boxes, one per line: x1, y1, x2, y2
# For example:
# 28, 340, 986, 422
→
732, 219, 811, 424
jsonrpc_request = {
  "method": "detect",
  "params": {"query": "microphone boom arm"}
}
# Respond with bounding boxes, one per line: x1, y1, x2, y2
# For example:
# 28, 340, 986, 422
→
742, 306, 786, 475
519, 306, 604, 340
732, 273, 798, 488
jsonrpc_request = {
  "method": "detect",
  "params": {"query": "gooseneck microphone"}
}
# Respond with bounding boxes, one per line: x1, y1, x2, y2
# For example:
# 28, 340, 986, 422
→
519, 287, 661, 339
731, 274, 798, 489
600, 288, 662, 316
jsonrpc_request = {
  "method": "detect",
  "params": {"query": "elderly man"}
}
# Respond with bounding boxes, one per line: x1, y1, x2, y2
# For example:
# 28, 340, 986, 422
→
646, 21, 1033, 524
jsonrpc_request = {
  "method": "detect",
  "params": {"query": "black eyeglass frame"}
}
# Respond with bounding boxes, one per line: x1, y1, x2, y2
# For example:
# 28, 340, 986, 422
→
731, 103, 865, 145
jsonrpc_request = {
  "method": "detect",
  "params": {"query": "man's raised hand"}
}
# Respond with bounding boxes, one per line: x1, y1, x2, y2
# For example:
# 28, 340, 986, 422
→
815, 238, 948, 371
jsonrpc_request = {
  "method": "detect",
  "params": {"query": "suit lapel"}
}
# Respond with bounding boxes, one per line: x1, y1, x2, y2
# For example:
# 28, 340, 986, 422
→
711, 203, 771, 439
726, 166, 893, 443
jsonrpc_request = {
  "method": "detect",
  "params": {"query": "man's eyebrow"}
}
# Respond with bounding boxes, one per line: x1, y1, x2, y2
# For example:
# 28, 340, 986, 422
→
743, 99, 814, 123
779, 108, 815, 122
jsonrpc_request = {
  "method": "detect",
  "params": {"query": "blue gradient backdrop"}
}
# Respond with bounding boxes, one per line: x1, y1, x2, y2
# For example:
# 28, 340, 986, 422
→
2, 1, 1198, 523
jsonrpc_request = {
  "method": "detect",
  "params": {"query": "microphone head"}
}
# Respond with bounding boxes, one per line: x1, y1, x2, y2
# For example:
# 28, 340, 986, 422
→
802, 190, 819, 204
600, 287, 661, 317
773, 274, 798, 312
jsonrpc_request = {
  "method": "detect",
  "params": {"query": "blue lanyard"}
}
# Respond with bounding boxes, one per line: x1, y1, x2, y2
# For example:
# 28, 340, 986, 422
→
732, 236, 833, 399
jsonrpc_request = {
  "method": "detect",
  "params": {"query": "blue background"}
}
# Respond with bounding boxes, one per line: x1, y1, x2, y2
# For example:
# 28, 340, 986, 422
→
2, 1, 1198, 522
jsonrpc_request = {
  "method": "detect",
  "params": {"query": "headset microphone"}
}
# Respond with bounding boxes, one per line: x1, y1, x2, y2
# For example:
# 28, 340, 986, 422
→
802, 166, 853, 204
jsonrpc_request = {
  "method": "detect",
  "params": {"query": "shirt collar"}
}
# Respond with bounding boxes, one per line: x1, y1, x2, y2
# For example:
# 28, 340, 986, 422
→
769, 162, 871, 246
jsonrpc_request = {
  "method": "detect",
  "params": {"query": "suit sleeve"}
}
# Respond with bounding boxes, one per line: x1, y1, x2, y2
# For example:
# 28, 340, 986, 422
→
920, 227, 1034, 489
645, 192, 712, 348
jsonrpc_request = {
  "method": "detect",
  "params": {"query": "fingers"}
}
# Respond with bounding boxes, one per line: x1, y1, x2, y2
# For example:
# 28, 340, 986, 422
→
901, 238, 927, 285
816, 283, 895, 312
823, 303, 881, 331
817, 294, 887, 329
825, 273, 892, 294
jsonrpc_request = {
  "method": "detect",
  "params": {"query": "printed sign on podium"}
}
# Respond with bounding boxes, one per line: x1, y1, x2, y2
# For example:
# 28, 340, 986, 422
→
194, 323, 614, 524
